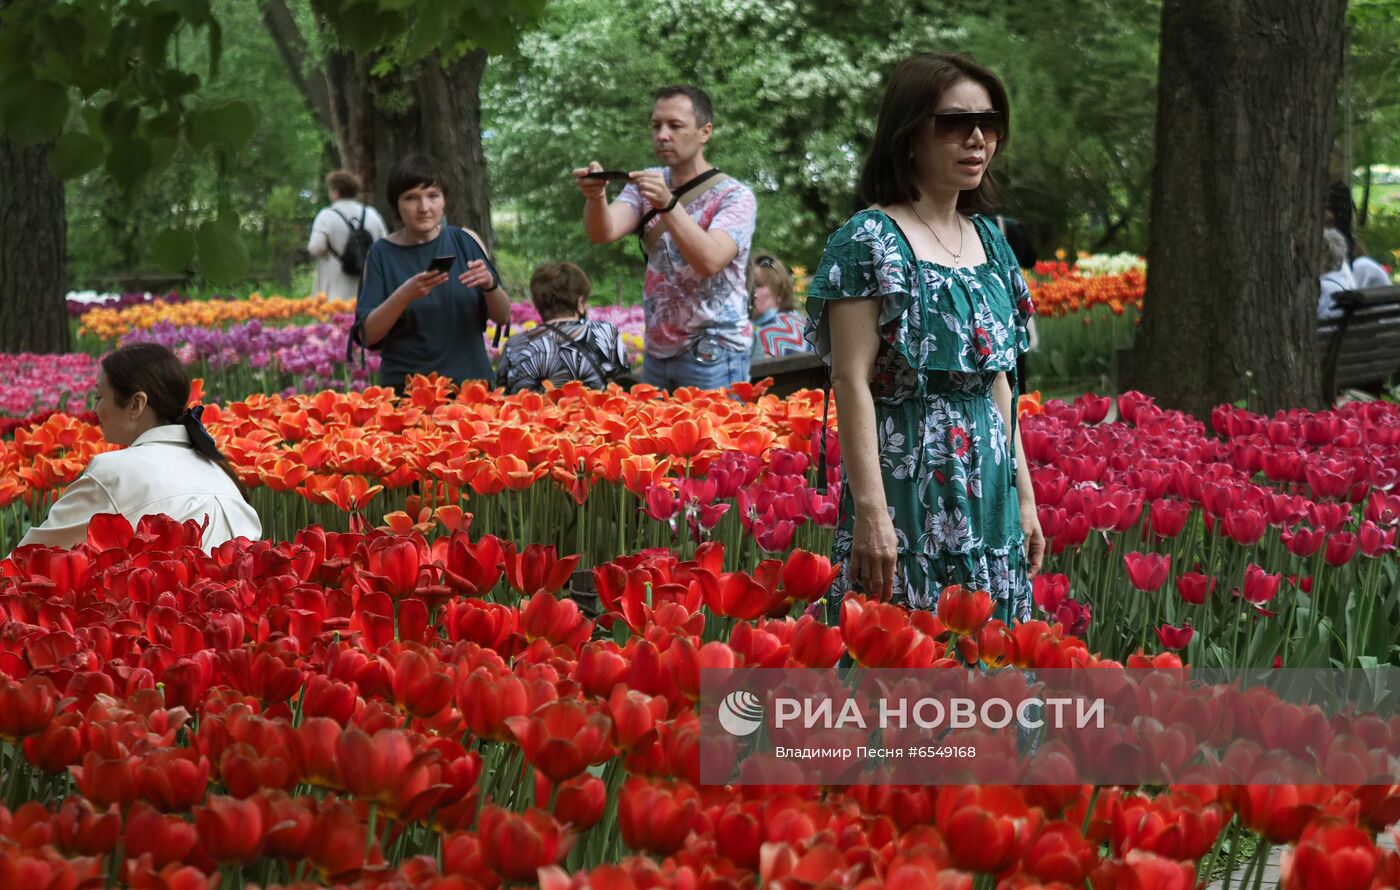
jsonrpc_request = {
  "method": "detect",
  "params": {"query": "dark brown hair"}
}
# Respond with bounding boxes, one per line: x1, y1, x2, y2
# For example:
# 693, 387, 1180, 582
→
857, 53, 1011, 215
752, 255, 796, 311
386, 153, 447, 218
653, 85, 714, 127
100, 343, 246, 495
530, 262, 591, 321
325, 169, 363, 199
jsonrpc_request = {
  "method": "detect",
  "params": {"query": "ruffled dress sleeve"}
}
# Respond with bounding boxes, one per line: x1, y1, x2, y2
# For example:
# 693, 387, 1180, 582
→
803, 210, 924, 368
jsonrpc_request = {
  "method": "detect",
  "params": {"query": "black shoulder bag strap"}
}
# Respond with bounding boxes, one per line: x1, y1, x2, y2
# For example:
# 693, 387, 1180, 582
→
540, 321, 615, 384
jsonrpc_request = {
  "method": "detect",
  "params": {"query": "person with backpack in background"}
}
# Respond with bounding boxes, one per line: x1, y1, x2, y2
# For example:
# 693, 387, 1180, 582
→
308, 170, 389, 299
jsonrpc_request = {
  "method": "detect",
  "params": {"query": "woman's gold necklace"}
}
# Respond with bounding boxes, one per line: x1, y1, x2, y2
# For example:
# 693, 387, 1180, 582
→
910, 204, 965, 265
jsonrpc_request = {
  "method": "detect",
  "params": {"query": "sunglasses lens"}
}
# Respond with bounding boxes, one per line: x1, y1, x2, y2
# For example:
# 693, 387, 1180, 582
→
935, 114, 1003, 142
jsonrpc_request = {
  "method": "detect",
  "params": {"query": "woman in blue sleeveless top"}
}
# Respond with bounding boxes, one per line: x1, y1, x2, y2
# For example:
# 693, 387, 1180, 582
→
355, 154, 513, 392
805, 53, 1045, 625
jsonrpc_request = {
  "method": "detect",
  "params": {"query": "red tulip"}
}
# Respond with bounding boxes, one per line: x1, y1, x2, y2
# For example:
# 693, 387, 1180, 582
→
707, 570, 776, 620
460, 666, 554, 746
0, 675, 59, 741
779, 549, 840, 603
1281, 818, 1378, 890
1123, 552, 1170, 592
575, 641, 627, 699
1324, 531, 1358, 567
135, 747, 211, 812
1222, 507, 1266, 546
934, 785, 1037, 874
477, 805, 571, 882
606, 685, 666, 753
305, 797, 371, 879
432, 530, 504, 596
1235, 782, 1331, 844
335, 726, 416, 807
937, 585, 994, 636
1033, 572, 1070, 614
194, 795, 265, 864
49, 796, 120, 857
503, 543, 580, 598
300, 675, 359, 725
790, 614, 844, 668
521, 592, 593, 649
1282, 525, 1325, 558
1359, 520, 1397, 558
387, 646, 455, 718
535, 773, 606, 830
123, 802, 198, 868
1111, 792, 1226, 862
1155, 623, 1193, 651
22, 712, 84, 775
1174, 572, 1215, 606
1239, 564, 1281, 606
71, 751, 138, 810
619, 777, 699, 855
1147, 499, 1191, 539
1091, 849, 1195, 890
1022, 821, 1098, 885
506, 699, 615, 783
363, 534, 425, 596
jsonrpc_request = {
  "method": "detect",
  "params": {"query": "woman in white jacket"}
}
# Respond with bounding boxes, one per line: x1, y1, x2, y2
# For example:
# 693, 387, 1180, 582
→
15, 344, 261, 553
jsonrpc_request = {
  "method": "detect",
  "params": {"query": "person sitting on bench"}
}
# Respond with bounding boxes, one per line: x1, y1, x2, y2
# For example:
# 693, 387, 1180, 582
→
1318, 227, 1355, 322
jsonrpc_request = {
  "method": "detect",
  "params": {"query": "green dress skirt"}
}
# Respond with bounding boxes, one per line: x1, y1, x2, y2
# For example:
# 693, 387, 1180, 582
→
806, 209, 1034, 625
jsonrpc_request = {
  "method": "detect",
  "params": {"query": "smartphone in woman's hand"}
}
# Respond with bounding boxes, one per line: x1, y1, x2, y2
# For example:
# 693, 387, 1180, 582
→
427, 255, 455, 274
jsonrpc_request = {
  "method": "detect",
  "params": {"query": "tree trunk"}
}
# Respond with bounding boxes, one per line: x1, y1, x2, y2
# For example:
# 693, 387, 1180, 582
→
325, 48, 495, 246
0, 138, 70, 354
263, 6, 496, 247
1123, 0, 1346, 417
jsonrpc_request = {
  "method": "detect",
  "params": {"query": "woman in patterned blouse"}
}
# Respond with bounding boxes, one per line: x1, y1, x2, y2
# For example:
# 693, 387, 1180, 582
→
495, 263, 629, 394
750, 254, 813, 358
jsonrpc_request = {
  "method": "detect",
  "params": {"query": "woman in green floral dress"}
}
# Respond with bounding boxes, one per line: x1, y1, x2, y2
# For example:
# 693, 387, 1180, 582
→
806, 52, 1045, 625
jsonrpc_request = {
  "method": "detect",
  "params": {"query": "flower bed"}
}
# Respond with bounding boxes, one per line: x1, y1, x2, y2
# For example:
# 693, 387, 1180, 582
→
0, 353, 101, 418
120, 314, 381, 401
4, 384, 1399, 671
78, 295, 355, 342
1024, 258, 1145, 386
64, 290, 187, 317
4, 515, 1400, 887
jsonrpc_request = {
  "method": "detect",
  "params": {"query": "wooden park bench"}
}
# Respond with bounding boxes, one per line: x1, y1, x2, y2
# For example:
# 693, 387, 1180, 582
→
750, 351, 826, 398
1320, 285, 1400, 401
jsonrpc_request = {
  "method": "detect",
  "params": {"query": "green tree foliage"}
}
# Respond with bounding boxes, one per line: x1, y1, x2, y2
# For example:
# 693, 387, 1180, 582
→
0, 0, 546, 287
63, 0, 324, 289
483, 0, 1162, 279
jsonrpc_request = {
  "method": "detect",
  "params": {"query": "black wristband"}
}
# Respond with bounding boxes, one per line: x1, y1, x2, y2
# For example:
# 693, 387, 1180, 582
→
662, 194, 680, 213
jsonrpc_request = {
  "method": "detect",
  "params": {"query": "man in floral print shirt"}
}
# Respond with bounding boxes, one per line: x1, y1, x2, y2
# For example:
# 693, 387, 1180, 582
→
573, 85, 757, 390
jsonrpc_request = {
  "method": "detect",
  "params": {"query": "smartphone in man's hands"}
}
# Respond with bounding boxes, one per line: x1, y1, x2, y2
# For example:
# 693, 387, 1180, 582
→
580, 170, 631, 181
426, 255, 455, 274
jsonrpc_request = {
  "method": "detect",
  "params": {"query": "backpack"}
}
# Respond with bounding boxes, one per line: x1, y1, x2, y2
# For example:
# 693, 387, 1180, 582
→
329, 204, 374, 277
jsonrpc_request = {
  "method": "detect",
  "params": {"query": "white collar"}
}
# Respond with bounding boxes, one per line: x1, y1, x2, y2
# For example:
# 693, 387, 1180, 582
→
129, 424, 191, 448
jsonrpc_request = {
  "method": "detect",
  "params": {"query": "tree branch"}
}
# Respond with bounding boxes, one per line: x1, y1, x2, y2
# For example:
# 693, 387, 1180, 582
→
259, 0, 334, 134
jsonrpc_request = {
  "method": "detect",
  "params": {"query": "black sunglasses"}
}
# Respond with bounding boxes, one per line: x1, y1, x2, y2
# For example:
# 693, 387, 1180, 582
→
754, 255, 778, 269
932, 110, 1005, 143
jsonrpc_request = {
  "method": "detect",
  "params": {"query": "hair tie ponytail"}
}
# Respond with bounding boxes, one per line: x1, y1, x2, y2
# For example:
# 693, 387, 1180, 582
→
180, 404, 248, 497
178, 405, 221, 459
